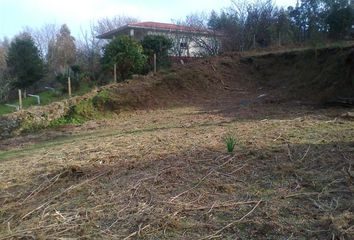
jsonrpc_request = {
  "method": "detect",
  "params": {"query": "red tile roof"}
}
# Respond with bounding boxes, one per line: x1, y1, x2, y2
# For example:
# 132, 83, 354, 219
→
97, 21, 213, 39
128, 22, 202, 32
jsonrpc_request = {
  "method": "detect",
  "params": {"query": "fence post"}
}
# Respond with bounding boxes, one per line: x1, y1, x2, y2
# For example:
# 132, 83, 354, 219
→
114, 63, 117, 83
18, 89, 22, 110
153, 53, 157, 74
253, 34, 256, 49
68, 76, 72, 97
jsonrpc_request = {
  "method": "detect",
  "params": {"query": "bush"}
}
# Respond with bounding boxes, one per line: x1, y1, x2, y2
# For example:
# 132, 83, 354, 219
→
56, 65, 82, 93
102, 36, 147, 81
141, 35, 173, 70
92, 90, 112, 110
50, 99, 98, 127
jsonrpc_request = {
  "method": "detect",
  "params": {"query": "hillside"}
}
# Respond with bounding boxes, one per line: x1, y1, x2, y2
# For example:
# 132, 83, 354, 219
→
0, 46, 353, 239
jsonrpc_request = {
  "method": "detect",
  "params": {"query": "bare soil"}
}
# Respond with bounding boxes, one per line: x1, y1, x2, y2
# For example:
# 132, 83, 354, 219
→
0, 48, 353, 239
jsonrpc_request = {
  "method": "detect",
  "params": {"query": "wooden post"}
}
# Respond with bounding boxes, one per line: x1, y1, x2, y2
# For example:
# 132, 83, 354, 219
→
153, 53, 157, 74
114, 63, 117, 83
253, 34, 256, 49
18, 89, 22, 110
68, 76, 72, 97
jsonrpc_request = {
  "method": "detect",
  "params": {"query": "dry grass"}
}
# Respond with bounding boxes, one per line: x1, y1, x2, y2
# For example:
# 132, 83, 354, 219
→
0, 102, 353, 239
0, 48, 353, 239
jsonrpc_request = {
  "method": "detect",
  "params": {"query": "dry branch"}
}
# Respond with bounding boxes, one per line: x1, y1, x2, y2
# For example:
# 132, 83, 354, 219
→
200, 200, 262, 239
170, 155, 235, 202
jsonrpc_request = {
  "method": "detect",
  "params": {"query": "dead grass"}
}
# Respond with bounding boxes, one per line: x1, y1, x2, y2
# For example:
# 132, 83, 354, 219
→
0, 102, 353, 239
0, 47, 353, 239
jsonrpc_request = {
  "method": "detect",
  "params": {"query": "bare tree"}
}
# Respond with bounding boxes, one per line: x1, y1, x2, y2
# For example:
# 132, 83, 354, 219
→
76, 22, 102, 80
171, 13, 221, 57
184, 12, 221, 56
93, 15, 139, 36
23, 24, 60, 60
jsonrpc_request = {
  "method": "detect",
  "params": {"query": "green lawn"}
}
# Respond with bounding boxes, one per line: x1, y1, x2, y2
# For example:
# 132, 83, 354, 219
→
0, 83, 93, 115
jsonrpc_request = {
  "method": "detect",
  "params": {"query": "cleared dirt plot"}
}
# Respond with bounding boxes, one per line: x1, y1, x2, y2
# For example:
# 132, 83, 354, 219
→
0, 46, 353, 239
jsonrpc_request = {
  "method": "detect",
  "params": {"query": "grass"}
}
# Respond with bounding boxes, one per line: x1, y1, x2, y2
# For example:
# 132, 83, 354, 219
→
0, 91, 61, 115
0, 82, 94, 115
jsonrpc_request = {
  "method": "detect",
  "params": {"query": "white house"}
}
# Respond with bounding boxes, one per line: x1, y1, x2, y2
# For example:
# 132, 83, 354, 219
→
97, 22, 221, 57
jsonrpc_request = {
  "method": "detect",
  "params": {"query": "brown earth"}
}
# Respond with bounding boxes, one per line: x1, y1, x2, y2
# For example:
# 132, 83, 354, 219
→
0, 46, 353, 239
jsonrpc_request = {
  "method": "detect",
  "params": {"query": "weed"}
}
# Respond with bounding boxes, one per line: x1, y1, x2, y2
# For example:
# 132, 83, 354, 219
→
224, 134, 237, 153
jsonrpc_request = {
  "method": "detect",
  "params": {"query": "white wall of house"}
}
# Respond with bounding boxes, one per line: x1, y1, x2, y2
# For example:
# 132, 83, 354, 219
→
146, 30, 220, 57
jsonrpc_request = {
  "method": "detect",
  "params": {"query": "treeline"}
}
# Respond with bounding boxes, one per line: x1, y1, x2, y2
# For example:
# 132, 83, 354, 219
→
0, 16, 155, 103
204, 0, 354, 51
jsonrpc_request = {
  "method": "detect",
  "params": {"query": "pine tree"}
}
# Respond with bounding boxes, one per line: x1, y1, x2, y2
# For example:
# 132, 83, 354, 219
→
6, 34, 43, 90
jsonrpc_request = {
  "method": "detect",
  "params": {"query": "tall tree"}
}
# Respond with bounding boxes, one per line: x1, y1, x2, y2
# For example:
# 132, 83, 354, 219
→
325, 0, 353, 39
24, 23, 60, 60
47, 24, 76, 74
6, 34, 44, 91
76, 23, 102, 80
0, 39, 11, 102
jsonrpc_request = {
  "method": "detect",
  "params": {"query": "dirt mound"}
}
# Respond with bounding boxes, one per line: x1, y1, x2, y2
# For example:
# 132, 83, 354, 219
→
2, 45, 353, 139
93, 45, 354, 113
241, 46, 354, 104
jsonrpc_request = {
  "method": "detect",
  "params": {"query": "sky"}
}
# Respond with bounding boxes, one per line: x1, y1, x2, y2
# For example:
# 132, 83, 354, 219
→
0, 0, 298, 39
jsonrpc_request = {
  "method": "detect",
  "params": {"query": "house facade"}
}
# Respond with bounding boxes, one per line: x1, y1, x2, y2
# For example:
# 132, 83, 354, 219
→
97, 22, 220, 57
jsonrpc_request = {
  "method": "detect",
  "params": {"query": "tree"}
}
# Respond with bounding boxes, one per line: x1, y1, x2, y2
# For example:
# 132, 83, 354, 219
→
24, 23, 60, 60
47, 24, 76, 74
6, 34, 44, 91
183, 12, 221, 56
325, 1, 353, 39
0, 39, 12, 102
76, 23, 102, 81
141, 35, 172, 69
101, 36, 147, 80
208, 9, 241, 51
94, 15, 139, 36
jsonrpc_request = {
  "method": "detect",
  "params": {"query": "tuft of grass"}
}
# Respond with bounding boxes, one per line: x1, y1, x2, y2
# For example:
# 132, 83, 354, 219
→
224, 134, 237, 153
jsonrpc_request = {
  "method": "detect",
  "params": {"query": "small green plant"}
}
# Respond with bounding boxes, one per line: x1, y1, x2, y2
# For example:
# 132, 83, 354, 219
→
224, 135, 236, 153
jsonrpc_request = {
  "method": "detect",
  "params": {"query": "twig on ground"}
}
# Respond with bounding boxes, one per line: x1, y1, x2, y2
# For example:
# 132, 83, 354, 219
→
287, 144, 294, 162
170, 156, 235, 202
299, 146, 311, 162
182, 200, 261, 212
21, 170, 109, 220
123, 224, 150, 240
21, 171, 66, 204
200, 200, 262, 239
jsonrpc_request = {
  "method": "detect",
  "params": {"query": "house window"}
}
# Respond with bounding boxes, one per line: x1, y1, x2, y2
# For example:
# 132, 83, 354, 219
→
180, 42, 188, 49
130, 29, 134, 36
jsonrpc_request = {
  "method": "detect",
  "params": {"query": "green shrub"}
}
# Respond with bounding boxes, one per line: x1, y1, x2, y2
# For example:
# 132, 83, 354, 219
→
92, 90, 112, 110
102, 36, 147, 81
141, 35, 172, 70
50, 99, 98, 127
56, 65, 82, 93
